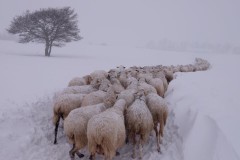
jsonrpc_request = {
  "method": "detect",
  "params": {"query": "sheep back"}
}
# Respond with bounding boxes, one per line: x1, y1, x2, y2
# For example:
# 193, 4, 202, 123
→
53, 93, 85, 124
126, 98, 153, 143
64, 103, 107, 148
87, 99, 126, 158
81, 90, 107, 107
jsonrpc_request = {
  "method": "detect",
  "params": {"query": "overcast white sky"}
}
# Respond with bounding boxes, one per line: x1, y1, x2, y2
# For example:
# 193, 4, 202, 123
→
1, 0, 240, 45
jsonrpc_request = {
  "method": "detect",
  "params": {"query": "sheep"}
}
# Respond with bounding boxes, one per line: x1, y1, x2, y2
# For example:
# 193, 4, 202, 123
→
117, 71, 128, 89
53, 93, 85, 144
81, 90, 107, 107
146, 77, 165, 97
59, 85, 97, 95
163, 69, 174, 83
146, 92, 168, 152
68, 75, 91, 87
109, 76, 125, 94
90, 77, 110, 91
98, 78, 112, 92
89, 70, 108, 82
153, 71, 168, 92
137, 72, 153, 81
87, 99, 127, 160
179, 65, 189, 72
138, 77, 158, 96
63, 93, 117, 159
194, 58, 211, 71
125, 90, 154, 159
108, 65, 126, 78
81, 84, 115, 107
116, 89, 137, 144
117, 89, 136, 107
126, 68, 139, 78
116, 65, 126, 72
126, 76, 138, 90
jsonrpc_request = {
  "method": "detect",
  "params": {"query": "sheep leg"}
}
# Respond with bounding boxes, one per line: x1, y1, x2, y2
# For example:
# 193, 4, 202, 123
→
69, 144, 76, 159
139, 138, 143, 160
160, 116, 164, 137
89, 144, 96, 160
103, 147, 112, 160
69, 144, 84, 159
89, 154, 95, 160
125, 128, 129, 144
53, 115, 60, 144
154, 124, 160, 153
116, 151, 120, 156
76, 151, 84, 158
130, 132, 137, 159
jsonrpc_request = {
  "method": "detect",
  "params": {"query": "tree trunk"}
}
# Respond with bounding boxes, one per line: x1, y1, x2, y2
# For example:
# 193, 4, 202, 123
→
45, 42, 50, 57
48, 43, 52, 57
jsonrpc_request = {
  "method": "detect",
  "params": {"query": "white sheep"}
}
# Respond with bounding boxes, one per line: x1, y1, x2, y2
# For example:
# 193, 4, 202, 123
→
126, 68, 139, 78
53, 93, 85, 144
68, 75, 91, 87
87, 99, 127, 160
63, 93, 117, 159
138, 77, 158, 96
108, 65, 126, 78
163, 69, 174, 83
98, 78, 112, 92
81, 90, 107, 107
146, 77, 165, 97
194, 58, 211, 71
117, 89, 136, 107
146, 92, 168, 152
117, 71, 128, 89
125, 90, 154, 159
126, 76, 138, 90
60, 85, 97, 95
109, 76, 125, 94
153, 71, 168, 92
89, 70, 108, 82
81, 84, 115, 107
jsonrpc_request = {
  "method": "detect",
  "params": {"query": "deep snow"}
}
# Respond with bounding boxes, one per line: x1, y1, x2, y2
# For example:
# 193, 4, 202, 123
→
0, 40, 240, 160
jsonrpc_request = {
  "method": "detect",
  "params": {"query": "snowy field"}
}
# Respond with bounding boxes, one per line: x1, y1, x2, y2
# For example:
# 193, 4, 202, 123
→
0, 40, 240, 160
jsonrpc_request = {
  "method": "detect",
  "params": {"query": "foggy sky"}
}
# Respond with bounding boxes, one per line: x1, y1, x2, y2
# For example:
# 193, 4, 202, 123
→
1, 0, 240, 45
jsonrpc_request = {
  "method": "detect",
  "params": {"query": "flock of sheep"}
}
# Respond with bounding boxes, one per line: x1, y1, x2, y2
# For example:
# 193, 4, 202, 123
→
52, 58, 210, 160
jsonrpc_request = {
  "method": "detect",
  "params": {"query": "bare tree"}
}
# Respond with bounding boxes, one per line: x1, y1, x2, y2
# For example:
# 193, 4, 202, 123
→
7, 7, 82, 57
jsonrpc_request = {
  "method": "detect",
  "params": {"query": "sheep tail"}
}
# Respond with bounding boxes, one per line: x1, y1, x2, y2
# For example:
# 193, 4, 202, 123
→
53, 106, 63, 144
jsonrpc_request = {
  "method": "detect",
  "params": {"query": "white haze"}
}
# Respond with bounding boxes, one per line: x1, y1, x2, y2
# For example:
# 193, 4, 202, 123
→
1, 0, 240, 46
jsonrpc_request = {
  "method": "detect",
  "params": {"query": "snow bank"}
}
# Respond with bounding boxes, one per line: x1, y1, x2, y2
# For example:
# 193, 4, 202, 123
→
165, 55, 240, 160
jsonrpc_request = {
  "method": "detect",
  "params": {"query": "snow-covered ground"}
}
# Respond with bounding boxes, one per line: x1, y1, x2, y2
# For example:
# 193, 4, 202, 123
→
0, 40, 240, 160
